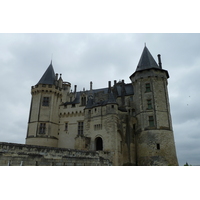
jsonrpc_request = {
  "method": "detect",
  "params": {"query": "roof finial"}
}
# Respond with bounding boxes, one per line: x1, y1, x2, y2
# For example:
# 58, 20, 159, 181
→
144, 42, 146, 47
51, 53, 53, 65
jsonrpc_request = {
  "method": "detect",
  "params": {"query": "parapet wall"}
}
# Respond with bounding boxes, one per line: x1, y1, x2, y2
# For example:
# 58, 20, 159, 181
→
0, 142, 112, 166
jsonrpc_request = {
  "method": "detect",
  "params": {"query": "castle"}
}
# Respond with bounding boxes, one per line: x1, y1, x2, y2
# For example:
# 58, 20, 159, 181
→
25, 46, 178, 166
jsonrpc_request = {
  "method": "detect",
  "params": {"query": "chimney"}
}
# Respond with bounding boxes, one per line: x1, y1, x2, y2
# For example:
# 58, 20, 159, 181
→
108, 81, 111, 93
74, 85, 77, 93
157, 54, 162, 69
108, 81, 111, 88
114, 80, 117, 85
56, 73, 58, 80
90, 81, 93, 91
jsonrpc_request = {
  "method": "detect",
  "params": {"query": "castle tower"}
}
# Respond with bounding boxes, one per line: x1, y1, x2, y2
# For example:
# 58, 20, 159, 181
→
130, 46, 178, 166
26, 62, 62, 147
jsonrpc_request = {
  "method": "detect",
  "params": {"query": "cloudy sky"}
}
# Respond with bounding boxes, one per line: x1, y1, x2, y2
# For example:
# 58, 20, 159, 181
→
0, 33, 200, 166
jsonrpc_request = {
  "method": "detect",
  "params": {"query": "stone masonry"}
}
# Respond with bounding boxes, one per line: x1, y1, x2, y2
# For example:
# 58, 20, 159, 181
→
0, 142, 112, 166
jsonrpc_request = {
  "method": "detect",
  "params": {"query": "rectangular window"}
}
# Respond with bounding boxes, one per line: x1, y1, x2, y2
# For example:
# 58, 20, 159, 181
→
147, 99, 153, 109
42, 97, 50, 106
149, 116, 154, 127
39, 123, 46, 134
78, 122, 84, 135
65, 123, 68, 131
157, 143, 160, 150
94, 124, 102, 131
145, 83, 151, 92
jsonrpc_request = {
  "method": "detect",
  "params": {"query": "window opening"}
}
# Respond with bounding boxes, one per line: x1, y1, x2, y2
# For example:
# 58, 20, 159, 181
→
157, 143, 160, 150
145, 83, 151, 92
94, 124, 102, 131
65, 123, 68, 131
149, 116, 154, 127
78, 122, 84, 135
147, 99, 153, 109
39, 123, 46, 134
42, 97, 50, 106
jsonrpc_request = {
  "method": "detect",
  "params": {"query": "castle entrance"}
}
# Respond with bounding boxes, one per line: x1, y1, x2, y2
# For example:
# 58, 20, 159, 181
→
95, 137, 103, 151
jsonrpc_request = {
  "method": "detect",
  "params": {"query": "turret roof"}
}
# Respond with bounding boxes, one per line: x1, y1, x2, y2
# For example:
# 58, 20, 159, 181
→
37, 62, 56, 85
136, 46, 160, 71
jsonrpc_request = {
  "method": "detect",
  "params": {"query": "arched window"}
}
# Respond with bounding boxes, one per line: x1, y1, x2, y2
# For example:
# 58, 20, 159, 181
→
95, 137, 103, 151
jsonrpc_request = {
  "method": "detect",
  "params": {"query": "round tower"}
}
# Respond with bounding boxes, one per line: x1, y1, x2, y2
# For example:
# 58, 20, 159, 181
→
26, 62, 62, 147
130, 46, 178, 166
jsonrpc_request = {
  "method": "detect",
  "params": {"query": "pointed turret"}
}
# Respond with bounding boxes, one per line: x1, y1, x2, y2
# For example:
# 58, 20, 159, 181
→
37, 61, 56, 85
26, 61, 62, 148
136, 46, 160, 71
130, 46, 169, 79
129, 46, 178, 166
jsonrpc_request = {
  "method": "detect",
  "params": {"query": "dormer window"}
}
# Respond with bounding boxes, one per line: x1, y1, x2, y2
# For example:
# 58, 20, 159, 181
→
81, 96, 86, 106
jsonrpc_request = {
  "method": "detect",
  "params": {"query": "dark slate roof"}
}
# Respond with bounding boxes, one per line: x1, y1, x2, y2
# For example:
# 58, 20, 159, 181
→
115, 83, 134, 96
64, 93, 81, 105
64, 83, 134, 109
37, 62, 56, 85
136, 46, 160, 71
107, 91, 117, 104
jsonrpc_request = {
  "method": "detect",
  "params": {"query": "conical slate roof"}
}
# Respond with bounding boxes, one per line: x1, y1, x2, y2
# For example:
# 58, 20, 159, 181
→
37, 62, 56, 85
136, 46, 160, 71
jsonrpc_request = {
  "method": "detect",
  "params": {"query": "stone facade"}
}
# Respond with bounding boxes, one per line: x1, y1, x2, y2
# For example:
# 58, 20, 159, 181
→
24, 46, 179, 166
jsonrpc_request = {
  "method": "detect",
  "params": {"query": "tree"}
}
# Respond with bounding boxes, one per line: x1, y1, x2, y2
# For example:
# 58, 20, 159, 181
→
184, 162, 192, 166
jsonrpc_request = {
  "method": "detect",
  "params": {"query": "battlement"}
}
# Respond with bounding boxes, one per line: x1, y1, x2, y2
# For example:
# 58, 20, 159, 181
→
32, 84, 62, 92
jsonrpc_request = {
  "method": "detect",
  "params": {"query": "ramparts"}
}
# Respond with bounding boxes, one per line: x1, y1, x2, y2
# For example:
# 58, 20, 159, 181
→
0, 142, 112, 166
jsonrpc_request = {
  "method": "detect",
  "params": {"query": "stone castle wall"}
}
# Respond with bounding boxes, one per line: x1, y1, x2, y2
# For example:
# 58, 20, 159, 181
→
0, 142, 112, 166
